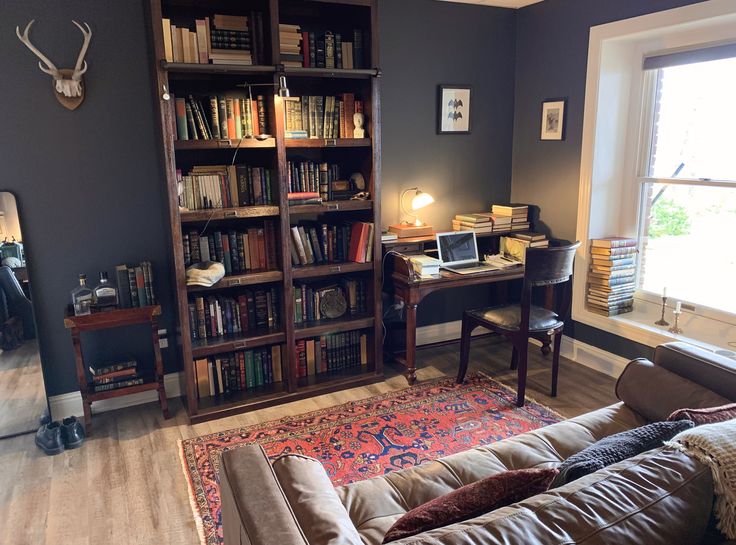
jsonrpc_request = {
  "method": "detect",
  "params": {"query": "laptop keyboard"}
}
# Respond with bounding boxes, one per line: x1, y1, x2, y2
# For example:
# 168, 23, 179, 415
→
447, 262, 482, 270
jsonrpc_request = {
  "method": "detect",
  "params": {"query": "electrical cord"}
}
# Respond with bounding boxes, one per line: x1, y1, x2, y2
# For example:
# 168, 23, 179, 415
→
381, 250, 403, 343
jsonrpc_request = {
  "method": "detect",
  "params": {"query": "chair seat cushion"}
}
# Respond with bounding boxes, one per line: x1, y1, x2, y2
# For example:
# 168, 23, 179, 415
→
468, 304, 562, 332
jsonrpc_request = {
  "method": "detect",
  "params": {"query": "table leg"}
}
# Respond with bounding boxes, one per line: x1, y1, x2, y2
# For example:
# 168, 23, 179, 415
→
151, 317, 171, 419
405, 303, 418, 385
82, 400, 92, 434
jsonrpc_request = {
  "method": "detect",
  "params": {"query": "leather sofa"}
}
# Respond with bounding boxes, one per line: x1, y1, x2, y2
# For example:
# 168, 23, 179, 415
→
220, 342, 736, 545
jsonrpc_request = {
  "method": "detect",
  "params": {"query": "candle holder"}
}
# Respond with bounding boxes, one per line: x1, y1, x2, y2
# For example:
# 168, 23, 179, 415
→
668, 309, 683, 335
655, 296, 669, 326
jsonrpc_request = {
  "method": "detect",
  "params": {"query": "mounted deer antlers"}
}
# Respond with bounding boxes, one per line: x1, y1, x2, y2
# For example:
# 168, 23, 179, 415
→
16, 20, 92, 110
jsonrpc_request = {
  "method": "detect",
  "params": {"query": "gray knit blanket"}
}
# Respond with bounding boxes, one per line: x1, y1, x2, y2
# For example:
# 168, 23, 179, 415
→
666, 419, 736, 539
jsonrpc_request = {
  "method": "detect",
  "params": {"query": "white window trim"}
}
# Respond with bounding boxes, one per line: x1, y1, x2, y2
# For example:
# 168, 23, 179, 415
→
574, 0, 736, 354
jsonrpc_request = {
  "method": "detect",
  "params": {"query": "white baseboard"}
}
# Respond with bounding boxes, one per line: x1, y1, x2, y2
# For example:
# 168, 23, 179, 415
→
49, 373, 182, 421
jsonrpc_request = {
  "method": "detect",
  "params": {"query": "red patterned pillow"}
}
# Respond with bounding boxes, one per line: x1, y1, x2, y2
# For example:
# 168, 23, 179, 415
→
668, 403, 736, 425
382, 468, 558, 543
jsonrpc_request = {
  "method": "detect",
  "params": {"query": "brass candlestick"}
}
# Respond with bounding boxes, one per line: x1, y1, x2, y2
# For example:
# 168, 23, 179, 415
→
668, 309, 683, 335
655, 296, 669, 326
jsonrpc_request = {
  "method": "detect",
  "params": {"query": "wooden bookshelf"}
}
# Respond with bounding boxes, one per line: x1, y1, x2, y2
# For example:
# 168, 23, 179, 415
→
146, 0, 382, 423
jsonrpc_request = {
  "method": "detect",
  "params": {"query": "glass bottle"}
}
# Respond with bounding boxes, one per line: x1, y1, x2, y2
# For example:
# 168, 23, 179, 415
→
92, 271, 119, 309
71, 274, 93, 316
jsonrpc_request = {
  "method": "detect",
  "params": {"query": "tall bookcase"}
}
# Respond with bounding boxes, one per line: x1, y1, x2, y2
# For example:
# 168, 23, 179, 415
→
146, 0, 382, 423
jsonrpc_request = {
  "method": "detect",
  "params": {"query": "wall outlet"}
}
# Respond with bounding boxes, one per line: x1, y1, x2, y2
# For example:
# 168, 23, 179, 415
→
159, 337, 169, 349
158, 328, 167, 336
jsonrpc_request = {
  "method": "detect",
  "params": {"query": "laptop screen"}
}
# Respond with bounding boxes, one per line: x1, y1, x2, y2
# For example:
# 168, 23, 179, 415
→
437, 231, 478, 264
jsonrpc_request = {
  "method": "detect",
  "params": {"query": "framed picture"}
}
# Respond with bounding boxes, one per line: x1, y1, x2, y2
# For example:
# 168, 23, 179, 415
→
438, 85, 471, 134
540, 98, 567, 140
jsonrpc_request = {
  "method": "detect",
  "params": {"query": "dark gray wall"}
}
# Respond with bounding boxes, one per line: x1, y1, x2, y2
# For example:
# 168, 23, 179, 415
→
380, 0, 517, 326
510, 0, 706, 356
0, 0, 177, 397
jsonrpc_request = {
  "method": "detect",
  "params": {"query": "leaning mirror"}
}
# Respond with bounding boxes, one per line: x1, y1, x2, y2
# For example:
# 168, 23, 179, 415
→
0, 192, 48, 438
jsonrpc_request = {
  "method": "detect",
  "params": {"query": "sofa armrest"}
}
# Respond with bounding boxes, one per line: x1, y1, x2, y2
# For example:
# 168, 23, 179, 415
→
654, 342, 736, 401
220, 445, 308, 545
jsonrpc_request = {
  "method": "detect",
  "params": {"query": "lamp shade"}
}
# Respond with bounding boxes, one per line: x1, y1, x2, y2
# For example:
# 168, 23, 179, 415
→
411, 191, 435, 211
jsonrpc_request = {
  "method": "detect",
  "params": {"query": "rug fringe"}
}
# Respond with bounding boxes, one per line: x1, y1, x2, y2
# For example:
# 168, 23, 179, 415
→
178, 438, 208, 545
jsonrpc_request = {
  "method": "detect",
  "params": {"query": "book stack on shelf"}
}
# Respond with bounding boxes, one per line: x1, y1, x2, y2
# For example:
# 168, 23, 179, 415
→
587, 237, 637, 316
178, 164, 275, 210
296, 28, 369, 69
294, 278, 367, 324
283, 94, 362, 139
279, 24, 303, 68
114, 261, 156, 308
174, 94, 269, 142
287, 192, 322, 206
161, 12, 266, 66
194, 344, 283, 398
491, 204, 530, 231
183, 222, 278, 274
189, 288, 280, 341
89, 356, 143, 393
295, 330, 368, 378
290, 222, 374, 267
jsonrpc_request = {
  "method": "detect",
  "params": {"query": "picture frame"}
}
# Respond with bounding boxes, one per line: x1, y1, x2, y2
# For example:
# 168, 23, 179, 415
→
438, 85, 471, 134
540, 98, 567, 140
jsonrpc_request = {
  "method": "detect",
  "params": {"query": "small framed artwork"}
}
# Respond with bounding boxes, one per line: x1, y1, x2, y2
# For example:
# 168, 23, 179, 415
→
540, 98, 567, 140
438, 85, 471, 134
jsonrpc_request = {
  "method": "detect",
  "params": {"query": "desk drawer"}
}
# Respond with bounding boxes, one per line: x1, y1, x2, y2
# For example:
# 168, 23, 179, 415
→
388, 243, 423, 254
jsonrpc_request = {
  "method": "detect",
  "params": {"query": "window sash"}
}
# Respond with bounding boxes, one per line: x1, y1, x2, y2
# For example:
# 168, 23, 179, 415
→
643, 41, 736, 70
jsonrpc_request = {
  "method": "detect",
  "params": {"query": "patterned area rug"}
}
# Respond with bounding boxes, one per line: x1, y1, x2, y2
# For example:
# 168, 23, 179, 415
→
179, 372, 563, 545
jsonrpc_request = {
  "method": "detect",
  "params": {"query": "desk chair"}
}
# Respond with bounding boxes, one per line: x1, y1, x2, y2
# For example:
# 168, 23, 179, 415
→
457, 242, 580, 407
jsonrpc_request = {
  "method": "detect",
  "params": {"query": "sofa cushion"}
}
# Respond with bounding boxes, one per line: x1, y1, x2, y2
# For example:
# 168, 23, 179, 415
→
668, 403, 736, 425
616, 358, 731, 421
387, 449, 713, 545
654, 342, 736, 401
551, 419, 694, 487
272, 454, 363, 545
382, 468, 558, 543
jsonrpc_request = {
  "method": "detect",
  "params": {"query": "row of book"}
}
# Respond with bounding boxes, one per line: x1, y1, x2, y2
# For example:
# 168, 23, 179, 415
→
88, 356, 144, 393
114, 261, 157, 308
296, 330, 368, 378
286, 160, 354, 201
178, 164, 275, 210
175, 94, 270, 141
284, 95, 363, 139
586, 237, 637, 317
183, 222, 278, 273
188, 288, 280, 341
161, 13, 267, 66
280, 26, 369, 69
194, 345, 282, 398
290, 222, 374, 266
294, 278, 367, 324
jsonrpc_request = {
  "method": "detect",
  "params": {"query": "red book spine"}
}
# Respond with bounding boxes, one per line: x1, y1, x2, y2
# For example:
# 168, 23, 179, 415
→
348, 222, 362, 262
257, 228, 267, 269
237, 294, 249, 331
302, 31, 310, 67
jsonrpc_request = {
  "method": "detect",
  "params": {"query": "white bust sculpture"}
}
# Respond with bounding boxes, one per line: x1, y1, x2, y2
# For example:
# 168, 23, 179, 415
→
353, 112, 365, 138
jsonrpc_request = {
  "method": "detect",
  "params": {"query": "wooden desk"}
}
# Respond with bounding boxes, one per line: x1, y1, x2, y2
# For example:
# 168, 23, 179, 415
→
384, 253, 525, 384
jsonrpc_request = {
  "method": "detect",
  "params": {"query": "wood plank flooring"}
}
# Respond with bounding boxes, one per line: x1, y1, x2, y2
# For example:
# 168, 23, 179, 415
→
0, 337, 617, 545
0, 340, 47, 437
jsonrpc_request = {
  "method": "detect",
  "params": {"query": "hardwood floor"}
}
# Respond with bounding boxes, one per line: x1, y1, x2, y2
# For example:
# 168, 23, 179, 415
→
0, 340, 47, 437
0, 337, 617, 545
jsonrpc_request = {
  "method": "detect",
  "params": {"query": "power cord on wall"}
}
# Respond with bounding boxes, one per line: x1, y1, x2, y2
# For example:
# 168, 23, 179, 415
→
381, 250, 404, 343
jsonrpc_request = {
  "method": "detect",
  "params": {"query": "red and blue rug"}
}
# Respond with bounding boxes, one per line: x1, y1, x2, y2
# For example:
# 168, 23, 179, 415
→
179, 372, 562, 545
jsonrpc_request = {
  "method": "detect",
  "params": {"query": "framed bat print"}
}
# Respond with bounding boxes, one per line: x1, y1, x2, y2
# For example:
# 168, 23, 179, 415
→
438, 85, 471, 134
540, 98, 567, 140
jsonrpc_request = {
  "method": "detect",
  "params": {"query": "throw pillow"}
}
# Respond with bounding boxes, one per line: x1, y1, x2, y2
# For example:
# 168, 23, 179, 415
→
551, 420, 695, 488
382, 467, 558, 543
668, 403, 736, 425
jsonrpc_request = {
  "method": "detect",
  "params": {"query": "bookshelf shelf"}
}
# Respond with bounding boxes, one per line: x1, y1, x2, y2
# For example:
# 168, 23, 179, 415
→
292, 261, 373, 279
86, 380, 159, 402
294, 315, 374, 340
285, 138, 371, 149
288, 200, 372, 215
174, 138, 276, 150
180, 206, 280, 223
191, 329, 285, 358
186, 270, 283, 292
148, 0, 382, 424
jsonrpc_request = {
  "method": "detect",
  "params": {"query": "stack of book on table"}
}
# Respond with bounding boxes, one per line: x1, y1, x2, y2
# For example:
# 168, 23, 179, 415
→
89, 357, 142, 393
499, 233, 548, 263
452, 213, 493, 233
491, 204, 530, 231
409, 255, 441, 278
587, 237, 637, 316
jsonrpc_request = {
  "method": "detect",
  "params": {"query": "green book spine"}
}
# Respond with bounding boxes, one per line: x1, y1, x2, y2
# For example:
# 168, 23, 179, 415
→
245, 350, 255, 388
254, 350, 264, 386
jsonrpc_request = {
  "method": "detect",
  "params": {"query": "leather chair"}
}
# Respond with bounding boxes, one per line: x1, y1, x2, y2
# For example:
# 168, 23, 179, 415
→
0, 265, 35, 339
457, 242, 580, 406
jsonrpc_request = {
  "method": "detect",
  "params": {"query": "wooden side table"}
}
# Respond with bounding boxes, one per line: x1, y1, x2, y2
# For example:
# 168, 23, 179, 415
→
64, 305, 170, 433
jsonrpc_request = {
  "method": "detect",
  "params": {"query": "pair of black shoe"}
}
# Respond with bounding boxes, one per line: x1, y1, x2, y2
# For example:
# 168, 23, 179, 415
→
35, 416, 85, 455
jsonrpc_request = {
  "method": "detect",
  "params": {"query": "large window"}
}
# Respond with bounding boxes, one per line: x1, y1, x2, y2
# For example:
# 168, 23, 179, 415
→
637, 54, 736, 315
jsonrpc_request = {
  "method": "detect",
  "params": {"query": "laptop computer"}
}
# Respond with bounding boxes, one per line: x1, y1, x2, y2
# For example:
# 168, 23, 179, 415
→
436, 231, 499, 274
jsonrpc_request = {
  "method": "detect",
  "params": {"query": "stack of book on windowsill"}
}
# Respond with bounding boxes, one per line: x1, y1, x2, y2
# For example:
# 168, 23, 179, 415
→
491, 204, 530, 231
587, 237, 637, 317
89, 356, 143, 393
